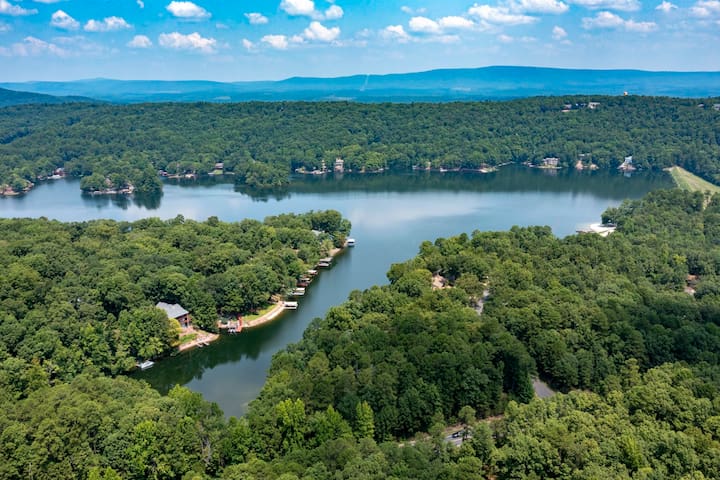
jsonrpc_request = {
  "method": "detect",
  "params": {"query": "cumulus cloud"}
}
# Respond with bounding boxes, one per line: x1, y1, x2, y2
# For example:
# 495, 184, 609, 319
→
468, 3, 537, 25
137, 0, 145, 8
381, 24, 411, 42
690, 0, 720, 17
303, 21, 340, 42
409, 16, 442, 34
655, 1, 677, 11
159, 31, 216, 53
0, 0, 37, 16
0, 36, 66, 56
438, 16, 476, 29
324, 5, 344, 19
280, 0, 343, 20
242, 38, 254, 50
84, 17, 131, 32
245, 12, 268, 25
166, 1, 211, 19
281, 0, 316, 16
512, 0, 569, 14
50, 10, 79, 30
127, 34, 152, 48
552, 25, 567, 39
262, 34, 289, 49
567, 0, 640, 11
582, 11, 657, 30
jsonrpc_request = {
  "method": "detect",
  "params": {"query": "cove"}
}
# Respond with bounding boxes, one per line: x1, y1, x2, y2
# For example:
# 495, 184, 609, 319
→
0, 167, 673, 417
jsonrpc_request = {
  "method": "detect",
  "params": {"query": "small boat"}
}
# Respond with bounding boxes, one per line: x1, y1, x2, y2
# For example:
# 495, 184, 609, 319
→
139, 360, 155, 370
307, 269, 318, 276
346, 238, 356, 247
284, 301, 298, 310
292, 288, 306, 296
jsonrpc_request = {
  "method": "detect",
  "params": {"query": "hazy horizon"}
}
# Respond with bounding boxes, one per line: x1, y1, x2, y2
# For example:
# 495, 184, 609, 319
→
1, 0, 719, 82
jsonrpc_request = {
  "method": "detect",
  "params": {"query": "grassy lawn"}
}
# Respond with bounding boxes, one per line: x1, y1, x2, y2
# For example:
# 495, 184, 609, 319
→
241, 303, 277, 321
667, 166, 720, 194
179, 333, 198, 345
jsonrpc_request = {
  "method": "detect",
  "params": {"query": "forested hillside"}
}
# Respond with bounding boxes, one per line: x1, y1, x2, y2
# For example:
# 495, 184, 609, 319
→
1, 96, 719, 193
0, 211, 349, 379
2, 190, 720, 478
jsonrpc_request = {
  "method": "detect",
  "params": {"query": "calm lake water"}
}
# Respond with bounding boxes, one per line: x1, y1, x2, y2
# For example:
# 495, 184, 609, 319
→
0, 167, 673, 417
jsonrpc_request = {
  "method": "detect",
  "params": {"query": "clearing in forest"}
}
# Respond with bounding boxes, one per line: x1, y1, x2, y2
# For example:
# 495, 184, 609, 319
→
667, 166, 720, 194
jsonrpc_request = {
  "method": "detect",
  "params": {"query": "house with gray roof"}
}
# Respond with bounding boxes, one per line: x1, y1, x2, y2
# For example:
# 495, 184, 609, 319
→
156, 302, 191, 328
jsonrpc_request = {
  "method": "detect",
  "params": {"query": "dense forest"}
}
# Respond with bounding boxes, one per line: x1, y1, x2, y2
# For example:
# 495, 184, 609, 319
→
2, 189, 720, 478
0, 211, 349, 379
1, 96, 719, 193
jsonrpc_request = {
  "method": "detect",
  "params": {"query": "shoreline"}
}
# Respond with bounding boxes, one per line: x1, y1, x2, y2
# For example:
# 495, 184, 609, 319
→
221, 244, 347, 331
177, 328, 219, 352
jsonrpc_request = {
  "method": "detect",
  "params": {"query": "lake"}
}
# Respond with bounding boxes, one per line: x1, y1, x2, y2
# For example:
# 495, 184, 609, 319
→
0, 167, 673, 417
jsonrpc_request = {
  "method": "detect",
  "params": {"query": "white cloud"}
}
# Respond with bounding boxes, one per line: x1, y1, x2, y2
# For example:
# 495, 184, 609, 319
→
497, 33, 536, 42
381, 24, 411, 42
468, 3, 537, 25
31, 0, 62, 3
409, 16, 442, 34
512, 0, 569, 14
158, 31, 216, 53
582, 10, 625, 27
262, 34, 289, 49
438, 16, 475, 29
137, 0, 145, 8
624, 19, 658, 30
281, 0, 316, 16
84, 16, 131, 32
567, 0, 640, 11
242, 38, 254, 50
50, 10, 79, 30
690, 0, 720, 17
0, 0, 37, 16
324, 5, 343, 19
245, 12, 268, 25
655, 1, 677, 11
552, 25, 567, 39
166, 1, 211, 19
401, 6, 427, 14
0, 36, 66, 56
280, 0, 343, 20
582, 11, 657, 31
303, 21, 340, 42
0, 21, 10, 32
127, 34, 152, 48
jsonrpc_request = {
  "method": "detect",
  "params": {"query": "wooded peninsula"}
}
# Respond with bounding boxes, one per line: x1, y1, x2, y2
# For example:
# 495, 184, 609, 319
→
1, 96, 719, 194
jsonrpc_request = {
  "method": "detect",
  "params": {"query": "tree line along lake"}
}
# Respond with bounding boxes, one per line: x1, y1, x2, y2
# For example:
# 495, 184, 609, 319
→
0, 166, 673, 417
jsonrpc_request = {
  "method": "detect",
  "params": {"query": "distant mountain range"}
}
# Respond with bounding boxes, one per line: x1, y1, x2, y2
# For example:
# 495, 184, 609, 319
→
1, 66, 719, 104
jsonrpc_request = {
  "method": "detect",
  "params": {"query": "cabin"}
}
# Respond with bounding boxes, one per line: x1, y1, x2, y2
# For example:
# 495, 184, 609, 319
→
542, 157, 560, 168
156, 301, 192, 328
588, 102, 600, 109
214, 162, 224, 170
619, 156, 636, 171
334, 158, 345, 173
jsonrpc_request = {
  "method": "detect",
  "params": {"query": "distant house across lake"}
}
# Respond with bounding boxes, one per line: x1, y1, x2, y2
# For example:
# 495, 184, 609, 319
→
156, 302, 191, 328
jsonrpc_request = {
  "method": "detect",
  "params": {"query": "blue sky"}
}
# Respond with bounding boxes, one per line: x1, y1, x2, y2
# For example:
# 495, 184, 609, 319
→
0, 0, 718, 81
